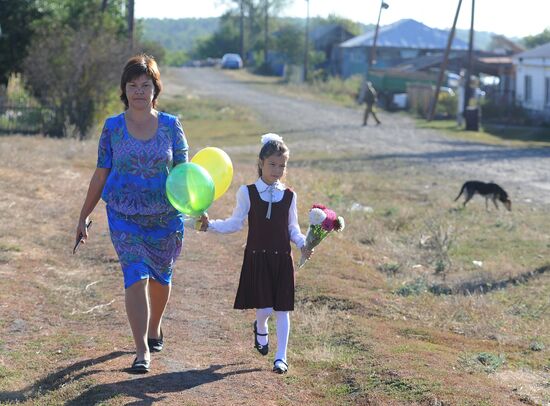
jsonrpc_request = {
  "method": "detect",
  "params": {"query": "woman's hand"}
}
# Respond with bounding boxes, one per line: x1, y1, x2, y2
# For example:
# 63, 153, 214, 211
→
75, 217, 90, 248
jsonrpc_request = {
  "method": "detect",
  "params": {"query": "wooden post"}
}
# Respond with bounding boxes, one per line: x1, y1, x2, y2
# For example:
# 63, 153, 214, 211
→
240, 0, 245, 62
369, 2, 384, 68
127, 0, 134, 48
303, 0, 310, 82
463, 0, 475, 114
427, 0, 462, 121
264, 0, 269, 65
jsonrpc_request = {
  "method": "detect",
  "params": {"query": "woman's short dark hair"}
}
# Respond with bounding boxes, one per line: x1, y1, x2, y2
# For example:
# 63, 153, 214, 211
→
257, 140, 289, 177
120, 54, 162, 109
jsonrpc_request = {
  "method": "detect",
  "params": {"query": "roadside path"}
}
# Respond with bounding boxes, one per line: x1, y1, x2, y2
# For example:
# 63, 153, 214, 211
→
173, 68, 550, 204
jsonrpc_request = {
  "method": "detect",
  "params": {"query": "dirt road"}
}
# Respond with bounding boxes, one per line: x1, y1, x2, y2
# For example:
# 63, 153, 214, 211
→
173, 67, 550, 204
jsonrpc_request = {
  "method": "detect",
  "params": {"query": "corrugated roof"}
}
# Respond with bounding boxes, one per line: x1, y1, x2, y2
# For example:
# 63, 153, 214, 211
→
340, 19, 469, 50
514, 41, 550, 59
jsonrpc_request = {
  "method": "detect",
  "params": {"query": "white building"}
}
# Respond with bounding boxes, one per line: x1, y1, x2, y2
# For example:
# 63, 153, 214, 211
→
513, 42, 550, 117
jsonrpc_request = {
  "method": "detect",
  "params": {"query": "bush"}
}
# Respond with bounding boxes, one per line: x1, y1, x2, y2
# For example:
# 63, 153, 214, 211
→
309, 74, 363, 103
395, 278, 428, 296
435, 92, 458, 118
23, 23, 128, 138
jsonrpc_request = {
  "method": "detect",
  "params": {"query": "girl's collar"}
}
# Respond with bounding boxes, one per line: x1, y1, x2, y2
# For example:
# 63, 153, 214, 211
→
256, 178, 285, 191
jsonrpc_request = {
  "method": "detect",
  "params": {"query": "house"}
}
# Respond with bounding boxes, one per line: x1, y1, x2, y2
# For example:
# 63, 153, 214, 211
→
393, 52, 517, 105
487, 34, 525, 56
308, 24, 355, 74
513, 42, 550, 117
337, 19, 469, 78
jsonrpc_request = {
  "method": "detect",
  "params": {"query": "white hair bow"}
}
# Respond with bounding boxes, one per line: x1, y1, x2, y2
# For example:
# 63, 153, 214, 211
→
260, 133, 283, 145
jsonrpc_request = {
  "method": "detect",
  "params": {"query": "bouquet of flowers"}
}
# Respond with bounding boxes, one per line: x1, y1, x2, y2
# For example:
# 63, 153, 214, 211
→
299, 204, 345, 268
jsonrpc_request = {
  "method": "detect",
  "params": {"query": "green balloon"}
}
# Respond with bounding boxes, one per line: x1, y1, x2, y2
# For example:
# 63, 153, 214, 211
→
166, 162, 215, 216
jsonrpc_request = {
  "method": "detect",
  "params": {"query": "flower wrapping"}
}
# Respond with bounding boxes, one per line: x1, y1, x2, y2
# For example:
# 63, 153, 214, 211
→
299, 204, 345, 268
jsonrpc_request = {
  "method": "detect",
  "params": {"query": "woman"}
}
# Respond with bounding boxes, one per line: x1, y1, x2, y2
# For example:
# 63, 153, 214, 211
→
75, 54, 188, 373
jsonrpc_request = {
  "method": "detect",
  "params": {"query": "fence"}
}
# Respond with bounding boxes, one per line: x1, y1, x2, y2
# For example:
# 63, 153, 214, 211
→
407, 83, 435, 118
0, 103, 53, 134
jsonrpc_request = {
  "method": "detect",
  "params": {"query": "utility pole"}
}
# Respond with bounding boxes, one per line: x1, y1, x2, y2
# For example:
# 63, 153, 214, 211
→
240, 0, 245, 62
303, 0, 310, 82
264, 0, 269, 65
369, 1, 389, 69
127, 0, 134, 48
463, 0, 475, 114
428, 0, 463, 121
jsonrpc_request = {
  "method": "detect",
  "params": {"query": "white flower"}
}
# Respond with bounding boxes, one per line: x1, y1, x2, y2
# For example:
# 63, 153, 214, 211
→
309, 208, 327, 225
261, 133, 283, 145
335, 216, 345, 231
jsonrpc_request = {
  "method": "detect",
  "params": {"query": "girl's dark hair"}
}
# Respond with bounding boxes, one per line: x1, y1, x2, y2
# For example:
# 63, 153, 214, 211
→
258, 139, 289, 177
120, 54, 162, 109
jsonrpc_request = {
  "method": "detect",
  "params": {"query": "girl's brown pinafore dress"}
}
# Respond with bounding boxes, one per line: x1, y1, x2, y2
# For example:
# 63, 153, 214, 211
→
233, 184, 295, 311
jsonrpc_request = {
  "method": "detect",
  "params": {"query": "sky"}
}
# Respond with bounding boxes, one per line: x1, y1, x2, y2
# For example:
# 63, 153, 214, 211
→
134, 0, 549, 39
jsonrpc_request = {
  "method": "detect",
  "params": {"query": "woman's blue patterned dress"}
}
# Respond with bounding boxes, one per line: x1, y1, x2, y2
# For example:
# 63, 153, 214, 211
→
97, 111, 188, 288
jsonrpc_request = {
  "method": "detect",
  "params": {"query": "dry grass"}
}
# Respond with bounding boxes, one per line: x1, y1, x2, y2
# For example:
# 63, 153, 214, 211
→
0, 77, 549, 405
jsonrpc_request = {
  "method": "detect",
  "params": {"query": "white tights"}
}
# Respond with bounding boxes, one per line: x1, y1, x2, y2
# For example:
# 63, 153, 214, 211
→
255, 307, 290, 362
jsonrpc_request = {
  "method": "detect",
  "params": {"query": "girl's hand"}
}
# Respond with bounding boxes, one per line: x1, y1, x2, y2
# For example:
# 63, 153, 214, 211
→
301, 246, 313, 261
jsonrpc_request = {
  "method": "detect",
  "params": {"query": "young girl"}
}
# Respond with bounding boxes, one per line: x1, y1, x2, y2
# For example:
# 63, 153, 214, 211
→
200, 133, 312, 374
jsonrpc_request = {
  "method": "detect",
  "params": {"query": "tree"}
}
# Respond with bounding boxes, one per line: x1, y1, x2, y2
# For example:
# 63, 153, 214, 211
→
313, 14, 362, 37
23, 0, 129, 138
523, 28, 550, 49
191, 13, 241, 59
273, 23, 304, 64
0, 0, 43, 86
262, 0, 291, 65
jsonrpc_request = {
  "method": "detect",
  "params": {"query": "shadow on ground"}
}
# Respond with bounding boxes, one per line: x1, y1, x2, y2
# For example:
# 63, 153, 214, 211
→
1, 350, 260, 405
66, 363, 261, 405
0, 350, 129, 403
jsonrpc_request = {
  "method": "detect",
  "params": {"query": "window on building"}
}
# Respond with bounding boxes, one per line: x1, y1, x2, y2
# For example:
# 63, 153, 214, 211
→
524, 75, 532, 102
545, 77, 550, 106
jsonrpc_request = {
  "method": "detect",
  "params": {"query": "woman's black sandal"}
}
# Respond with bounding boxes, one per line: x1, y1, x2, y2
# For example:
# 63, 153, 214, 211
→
273, 359, 288, 374
129, 357, 150, 373
148, 328, 163, 353
253, 321, 269, 355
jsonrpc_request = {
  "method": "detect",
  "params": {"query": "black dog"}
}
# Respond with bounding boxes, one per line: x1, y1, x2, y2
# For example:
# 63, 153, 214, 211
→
454, 181, 512, 211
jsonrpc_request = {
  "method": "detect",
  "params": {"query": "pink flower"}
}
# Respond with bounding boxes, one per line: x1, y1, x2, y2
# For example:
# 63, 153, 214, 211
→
321, 209, 337, 231
299, 203, 345, 268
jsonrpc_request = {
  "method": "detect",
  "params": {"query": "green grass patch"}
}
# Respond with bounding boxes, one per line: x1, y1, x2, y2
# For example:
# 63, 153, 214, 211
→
365, 371, 439, 402
0, 242, 21, 252
416, 118, 550, 147
159, 95, 266, 149
458, 352, 506, 373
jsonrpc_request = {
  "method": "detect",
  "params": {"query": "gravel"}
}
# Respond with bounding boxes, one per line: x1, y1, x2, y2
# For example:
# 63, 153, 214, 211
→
174, 67, 550, 205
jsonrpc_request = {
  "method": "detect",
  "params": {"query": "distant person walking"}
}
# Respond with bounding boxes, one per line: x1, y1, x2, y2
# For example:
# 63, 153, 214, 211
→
360, 80, 381, 126
75, 54, 189, 374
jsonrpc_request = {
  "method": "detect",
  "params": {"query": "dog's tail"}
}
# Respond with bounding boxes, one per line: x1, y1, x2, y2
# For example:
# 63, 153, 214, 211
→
454, 183, 466, 201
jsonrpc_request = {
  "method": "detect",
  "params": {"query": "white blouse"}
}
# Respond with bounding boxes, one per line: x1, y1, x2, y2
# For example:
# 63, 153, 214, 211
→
208, 178, 306, 248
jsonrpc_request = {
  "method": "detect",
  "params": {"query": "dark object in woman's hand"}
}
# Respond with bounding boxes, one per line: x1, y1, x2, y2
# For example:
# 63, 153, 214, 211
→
73, 220, 93, 254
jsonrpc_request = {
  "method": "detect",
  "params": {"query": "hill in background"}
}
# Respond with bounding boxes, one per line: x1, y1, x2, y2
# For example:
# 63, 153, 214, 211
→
139, 17, 503, 54
140, 18, 219, 52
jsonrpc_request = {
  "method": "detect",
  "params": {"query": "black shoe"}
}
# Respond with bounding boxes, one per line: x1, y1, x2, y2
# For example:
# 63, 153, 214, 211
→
129, 357, 150, 374
148, 328, 164, 353
253, 321, 269, 356
273, 359, 288, 374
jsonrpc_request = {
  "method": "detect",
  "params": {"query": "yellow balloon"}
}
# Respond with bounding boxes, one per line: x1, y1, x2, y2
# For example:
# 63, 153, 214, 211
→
191, 147, 233, 200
